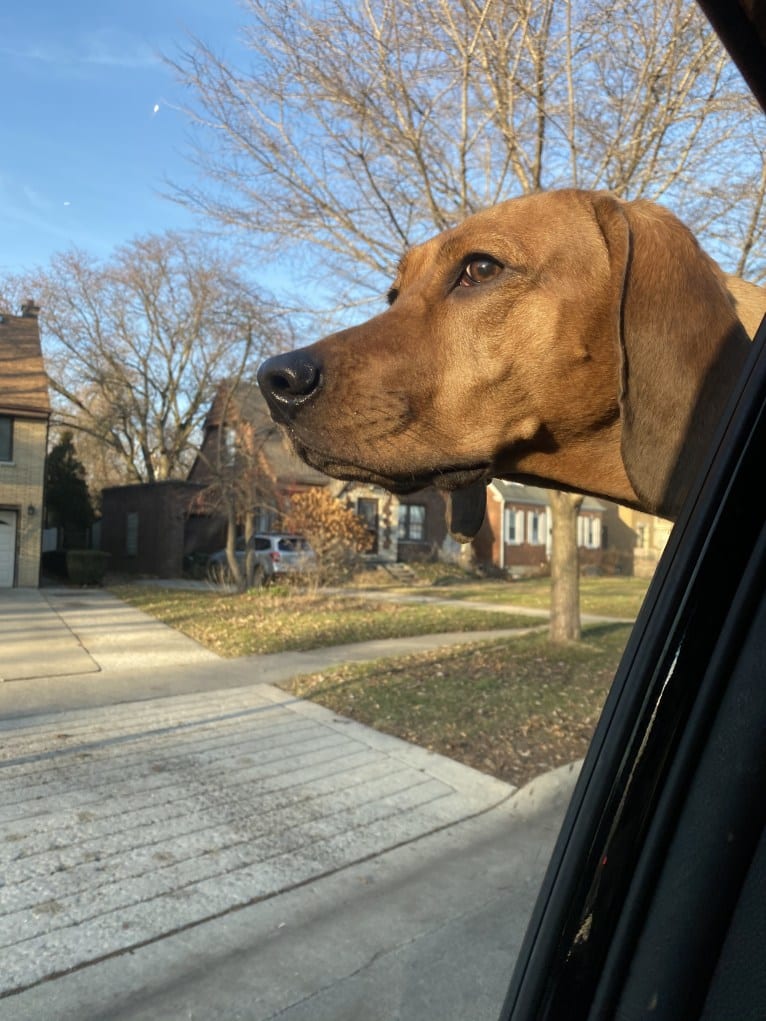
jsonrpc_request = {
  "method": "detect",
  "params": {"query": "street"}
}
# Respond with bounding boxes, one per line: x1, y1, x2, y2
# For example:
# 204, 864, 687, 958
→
0, 588, 576, 1020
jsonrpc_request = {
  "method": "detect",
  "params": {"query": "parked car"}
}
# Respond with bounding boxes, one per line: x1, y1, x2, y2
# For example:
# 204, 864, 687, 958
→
500, 7, 766, 1018
206, 533, 315, 583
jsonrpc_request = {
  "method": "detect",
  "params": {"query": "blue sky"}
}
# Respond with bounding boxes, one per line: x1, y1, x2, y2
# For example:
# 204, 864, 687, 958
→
0, 0, 246, 277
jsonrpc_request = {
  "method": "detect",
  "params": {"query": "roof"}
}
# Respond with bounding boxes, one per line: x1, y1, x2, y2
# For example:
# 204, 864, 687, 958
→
491, 480, 606, 513
202, 380, 329, 487
0, 306, 51, 419
101, 479, 205, 495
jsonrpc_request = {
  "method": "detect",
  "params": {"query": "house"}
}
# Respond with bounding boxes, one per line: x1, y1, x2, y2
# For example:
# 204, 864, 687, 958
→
0, 302, 51, 588
187, 378, 330, 535
602, 504, 673, 578
99, 480, 207, 578
97, 379, 305, 577
474, 481, 608, 576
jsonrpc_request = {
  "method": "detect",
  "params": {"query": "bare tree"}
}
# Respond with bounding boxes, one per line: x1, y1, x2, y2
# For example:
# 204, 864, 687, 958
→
192, 386, 282, 591
168, 0, 765, 639
12, 232, 283, 488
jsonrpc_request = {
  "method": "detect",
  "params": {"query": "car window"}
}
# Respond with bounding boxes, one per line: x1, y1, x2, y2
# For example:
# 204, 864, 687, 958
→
4, 5, 763, 1021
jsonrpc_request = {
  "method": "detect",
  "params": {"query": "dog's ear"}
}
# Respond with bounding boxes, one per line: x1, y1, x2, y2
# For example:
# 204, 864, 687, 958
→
591, 194, 750, 519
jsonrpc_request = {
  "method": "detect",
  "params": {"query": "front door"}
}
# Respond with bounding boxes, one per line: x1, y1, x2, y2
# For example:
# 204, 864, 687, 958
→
0, 510, 17, 587
357, 498, 379, 555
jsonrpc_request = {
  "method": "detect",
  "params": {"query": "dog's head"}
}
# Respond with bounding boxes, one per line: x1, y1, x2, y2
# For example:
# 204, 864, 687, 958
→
258, 189, 752, 528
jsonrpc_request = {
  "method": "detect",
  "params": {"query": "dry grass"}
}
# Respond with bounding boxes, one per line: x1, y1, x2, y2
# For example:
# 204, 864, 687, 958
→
284, 623, 632, 787
110, 585, 531, 656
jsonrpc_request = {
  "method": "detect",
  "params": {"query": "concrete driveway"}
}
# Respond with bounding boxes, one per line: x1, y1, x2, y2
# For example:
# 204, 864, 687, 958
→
0, 587, 578, 1020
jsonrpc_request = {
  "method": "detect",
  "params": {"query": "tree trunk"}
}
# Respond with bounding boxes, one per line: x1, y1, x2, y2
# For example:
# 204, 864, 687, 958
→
548, 491, 583, 643
243, 510, 257, 589
225, 502, 245, 592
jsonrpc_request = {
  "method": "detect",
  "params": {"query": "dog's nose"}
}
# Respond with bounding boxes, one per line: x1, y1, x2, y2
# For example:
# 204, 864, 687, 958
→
257, 351, 322, 415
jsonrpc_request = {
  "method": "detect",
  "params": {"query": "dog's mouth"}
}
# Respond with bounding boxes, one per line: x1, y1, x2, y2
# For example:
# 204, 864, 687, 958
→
295, 439, 490, 494
285, 435, 491, 542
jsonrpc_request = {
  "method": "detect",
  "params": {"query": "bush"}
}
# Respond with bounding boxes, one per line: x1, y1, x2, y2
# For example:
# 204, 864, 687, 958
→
66, 550, 111, 586
282, 489, 373, 586
41, 550, 69, 578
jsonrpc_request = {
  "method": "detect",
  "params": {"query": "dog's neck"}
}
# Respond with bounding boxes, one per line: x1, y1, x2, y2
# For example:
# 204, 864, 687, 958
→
497, 420, 645, 516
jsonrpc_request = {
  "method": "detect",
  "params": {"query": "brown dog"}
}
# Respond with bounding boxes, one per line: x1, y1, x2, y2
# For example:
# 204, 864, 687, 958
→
258, 189, 766, 534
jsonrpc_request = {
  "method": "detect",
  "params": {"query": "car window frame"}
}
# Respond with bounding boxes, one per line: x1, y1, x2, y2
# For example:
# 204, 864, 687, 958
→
500, 316, 766, 1019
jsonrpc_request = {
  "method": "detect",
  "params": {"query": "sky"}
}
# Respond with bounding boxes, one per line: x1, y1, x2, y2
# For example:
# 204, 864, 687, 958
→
0, 0, 247, 278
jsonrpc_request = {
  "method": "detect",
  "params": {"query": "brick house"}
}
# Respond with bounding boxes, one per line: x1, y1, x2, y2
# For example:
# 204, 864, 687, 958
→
99, 480, 206, 578
0, 302, 51, 587
187, 379, 330, 537
473, 481, 607, 576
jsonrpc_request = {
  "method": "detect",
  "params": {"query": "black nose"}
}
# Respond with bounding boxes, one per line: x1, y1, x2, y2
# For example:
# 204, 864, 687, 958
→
257, 350, 322, 416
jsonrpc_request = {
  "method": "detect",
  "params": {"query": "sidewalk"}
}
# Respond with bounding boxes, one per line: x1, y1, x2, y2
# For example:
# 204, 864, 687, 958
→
329, 585, 636, 625
0, 587, 578, 1020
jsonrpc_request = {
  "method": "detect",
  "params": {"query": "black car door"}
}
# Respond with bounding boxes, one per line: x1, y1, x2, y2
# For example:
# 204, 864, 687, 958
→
500, 296, 766, 1021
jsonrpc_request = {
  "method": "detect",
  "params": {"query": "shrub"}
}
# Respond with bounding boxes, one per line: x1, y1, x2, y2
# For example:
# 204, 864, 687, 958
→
282, 489, 373, 585
41, 550, 68, 578
66, 550, 111, 586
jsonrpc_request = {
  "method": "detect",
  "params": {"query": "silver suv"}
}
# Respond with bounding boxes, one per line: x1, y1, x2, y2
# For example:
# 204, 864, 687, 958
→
207, 533, 315, 583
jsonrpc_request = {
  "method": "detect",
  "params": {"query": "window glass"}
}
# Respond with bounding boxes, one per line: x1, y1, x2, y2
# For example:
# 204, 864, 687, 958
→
223, 427, 237, 466
577, 515, 600, 549
357, 498, 379, 531
506, 507, 524, 545
125, 512, 139, 556
0, 416, 12, 461
398, 503, 425, 541
528, 511, 541, 545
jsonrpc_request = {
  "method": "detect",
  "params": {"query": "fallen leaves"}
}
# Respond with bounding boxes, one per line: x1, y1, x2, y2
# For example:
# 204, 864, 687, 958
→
111, 587, 527, 657
285, 625, 633, 788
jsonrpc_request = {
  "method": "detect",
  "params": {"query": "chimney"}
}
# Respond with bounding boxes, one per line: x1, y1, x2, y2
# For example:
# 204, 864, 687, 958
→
21, 300, 40, 319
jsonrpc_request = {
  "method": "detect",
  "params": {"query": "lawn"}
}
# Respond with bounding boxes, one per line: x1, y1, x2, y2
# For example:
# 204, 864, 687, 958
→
284, 623, 633, 788
110, 585, 533, 656
353, 568, 651, 619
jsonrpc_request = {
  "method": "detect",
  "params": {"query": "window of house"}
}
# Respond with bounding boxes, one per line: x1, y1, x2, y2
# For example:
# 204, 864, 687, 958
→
357, 498, 379, 532
528, 510, 543, 546
398, 503, 425, 541
0, 416, 12, 462
505, 507, 525, 545
577, 515, 601, 549
125, 512, 139, 556
223, 427, 238, 466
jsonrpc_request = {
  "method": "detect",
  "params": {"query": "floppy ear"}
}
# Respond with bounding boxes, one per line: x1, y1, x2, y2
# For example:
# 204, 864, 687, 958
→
591, 194, 751, 519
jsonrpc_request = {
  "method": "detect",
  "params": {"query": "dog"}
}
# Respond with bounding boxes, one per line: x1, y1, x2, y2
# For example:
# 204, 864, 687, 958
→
258, 189, 766, 538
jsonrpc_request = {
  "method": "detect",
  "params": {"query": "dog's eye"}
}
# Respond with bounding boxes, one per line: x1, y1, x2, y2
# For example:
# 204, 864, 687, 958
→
459, 257, 502, 287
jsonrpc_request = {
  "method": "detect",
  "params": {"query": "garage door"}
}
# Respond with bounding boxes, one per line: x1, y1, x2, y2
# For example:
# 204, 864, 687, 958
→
0, 510, 17, 587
